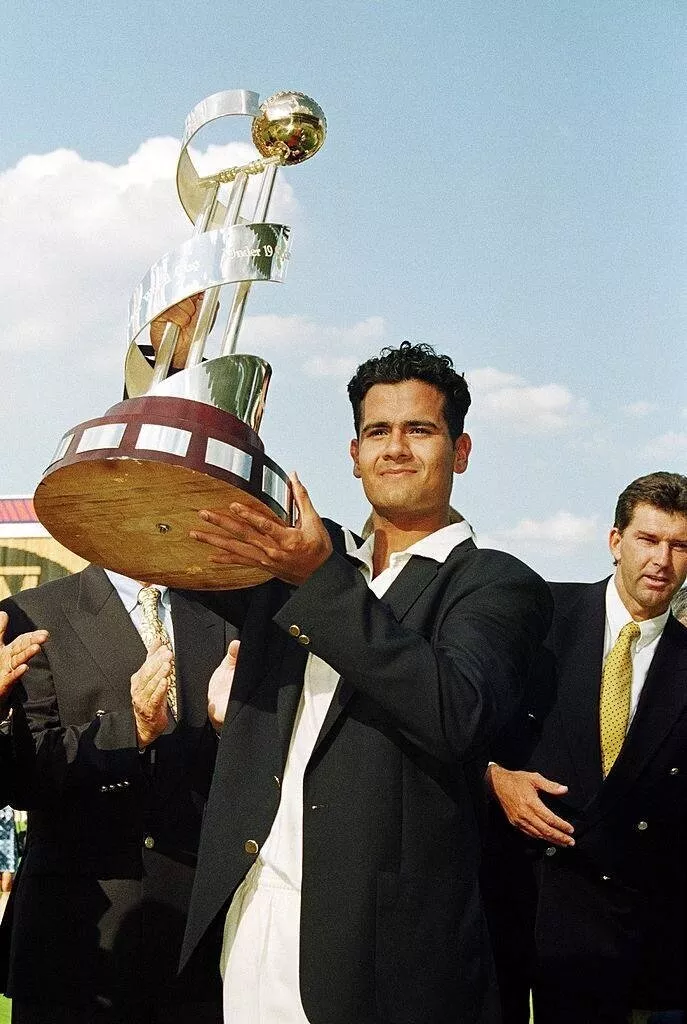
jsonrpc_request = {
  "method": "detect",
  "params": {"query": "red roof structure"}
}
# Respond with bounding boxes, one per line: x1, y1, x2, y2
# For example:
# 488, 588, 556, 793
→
0, 497, 39, 524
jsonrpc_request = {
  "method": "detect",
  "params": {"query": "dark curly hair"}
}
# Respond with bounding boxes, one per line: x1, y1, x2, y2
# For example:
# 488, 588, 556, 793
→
347, 341, 471, 441
614, 472, 687, 532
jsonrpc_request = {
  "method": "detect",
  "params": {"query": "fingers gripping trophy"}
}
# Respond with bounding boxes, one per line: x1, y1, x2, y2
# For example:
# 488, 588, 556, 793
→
34, 90, 326, 589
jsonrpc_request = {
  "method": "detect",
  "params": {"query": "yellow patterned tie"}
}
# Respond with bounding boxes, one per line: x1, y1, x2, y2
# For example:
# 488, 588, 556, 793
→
137, 587, 178, 720
599, 621, 640, 777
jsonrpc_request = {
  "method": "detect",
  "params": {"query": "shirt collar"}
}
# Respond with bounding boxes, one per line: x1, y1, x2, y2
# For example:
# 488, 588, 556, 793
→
104, 569, 171, 616
606, 574, 670, 651
344, 520, 473, 575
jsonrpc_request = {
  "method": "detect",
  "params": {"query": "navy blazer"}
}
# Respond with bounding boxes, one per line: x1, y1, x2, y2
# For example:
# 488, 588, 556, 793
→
182, 522, 552, 1024
488, 579, 687, 1009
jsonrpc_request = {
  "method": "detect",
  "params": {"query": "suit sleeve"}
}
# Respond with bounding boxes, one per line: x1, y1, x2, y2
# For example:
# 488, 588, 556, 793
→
1, 604, 143, 810
273, 550, 553, 764
0, 728, 13, 806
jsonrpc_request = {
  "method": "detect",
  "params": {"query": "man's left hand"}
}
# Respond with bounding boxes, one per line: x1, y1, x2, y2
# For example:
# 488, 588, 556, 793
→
191, 473, 333, 586
0, 611, 49, 715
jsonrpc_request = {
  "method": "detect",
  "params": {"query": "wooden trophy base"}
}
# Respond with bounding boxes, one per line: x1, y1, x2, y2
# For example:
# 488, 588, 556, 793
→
34, 397, 294, 590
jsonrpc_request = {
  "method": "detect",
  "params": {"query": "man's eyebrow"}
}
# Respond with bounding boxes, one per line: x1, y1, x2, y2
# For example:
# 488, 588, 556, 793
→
361, 419, 440, 432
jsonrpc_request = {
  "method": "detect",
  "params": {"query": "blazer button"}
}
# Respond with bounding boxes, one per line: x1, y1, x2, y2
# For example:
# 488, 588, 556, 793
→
544, 846, 557, 857
144, 835, 155, 849
601, 874, 612, 882
288, 625, 301, 637
100, 785, 108, 793
244, 839, 259, 855
95, 710, 106, 718
636, 820, 648, 831
670, 767, 680, 776
297, 634, 310, 646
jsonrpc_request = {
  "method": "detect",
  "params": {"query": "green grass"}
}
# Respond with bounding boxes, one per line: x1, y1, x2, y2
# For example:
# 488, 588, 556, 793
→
0, 996, 10, 1024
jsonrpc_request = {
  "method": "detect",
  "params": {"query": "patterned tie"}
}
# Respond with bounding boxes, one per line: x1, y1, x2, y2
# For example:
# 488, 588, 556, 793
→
599, 620, 641, 777
137, 586, 178, 720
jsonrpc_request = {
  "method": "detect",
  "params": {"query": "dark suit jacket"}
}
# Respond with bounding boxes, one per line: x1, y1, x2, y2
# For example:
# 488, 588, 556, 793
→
0, 730, 16, 807
486, 579, 687, 1010
182, 524, 552, 1024
0, 565, 235, 1013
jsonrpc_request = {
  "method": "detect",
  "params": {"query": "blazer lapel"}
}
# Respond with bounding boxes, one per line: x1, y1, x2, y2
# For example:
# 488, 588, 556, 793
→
62, 565, 146, 702
597, 615, 687, 812
550, 580, 607, 804
311, 553, 442, 759
171, 591, 228, 728
277, 641, 310, 768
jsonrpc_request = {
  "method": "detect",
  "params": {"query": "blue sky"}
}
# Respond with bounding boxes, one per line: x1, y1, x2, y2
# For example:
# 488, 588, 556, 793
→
1, 1, 684, 580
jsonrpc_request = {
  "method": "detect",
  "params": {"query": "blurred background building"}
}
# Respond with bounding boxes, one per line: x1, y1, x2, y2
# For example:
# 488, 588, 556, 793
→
0, 497, 86, 599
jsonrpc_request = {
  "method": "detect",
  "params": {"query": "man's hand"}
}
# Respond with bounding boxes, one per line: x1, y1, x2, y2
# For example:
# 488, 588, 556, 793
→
486, 763, 575, 847
208, 640, 240, 732
130, 640, 173, 748
191, 473, 333, 586
0, 611, 49, 716
150, 293, 204, 370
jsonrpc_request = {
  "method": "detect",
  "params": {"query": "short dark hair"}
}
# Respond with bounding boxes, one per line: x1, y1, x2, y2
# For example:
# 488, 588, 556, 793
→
614, 472, 687, 532
347, 341, 471, 441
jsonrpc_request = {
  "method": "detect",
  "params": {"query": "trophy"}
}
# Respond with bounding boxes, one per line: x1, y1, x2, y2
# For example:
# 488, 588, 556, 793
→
34, 90, 326, 589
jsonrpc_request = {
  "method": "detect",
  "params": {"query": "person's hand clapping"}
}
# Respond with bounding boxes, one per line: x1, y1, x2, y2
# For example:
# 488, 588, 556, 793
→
130, 639, 174, 748
0, 611, 49, 717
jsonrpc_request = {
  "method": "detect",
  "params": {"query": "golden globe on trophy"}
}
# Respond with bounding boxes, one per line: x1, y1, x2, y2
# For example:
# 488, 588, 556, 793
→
34, 90, 326, 588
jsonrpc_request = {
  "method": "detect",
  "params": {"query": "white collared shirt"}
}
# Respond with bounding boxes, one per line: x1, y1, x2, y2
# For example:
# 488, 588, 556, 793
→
104, 569, 175, 651
344, 520, 473, 596
221, 519, 473, 1022
604, 575, 669, 726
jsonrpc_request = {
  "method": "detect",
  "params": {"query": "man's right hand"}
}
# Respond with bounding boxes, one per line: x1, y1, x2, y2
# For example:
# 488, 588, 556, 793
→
486, 763, 575, 847
149, 293, 204, 370
130, 640, 173, 748
208, 640, 240, 732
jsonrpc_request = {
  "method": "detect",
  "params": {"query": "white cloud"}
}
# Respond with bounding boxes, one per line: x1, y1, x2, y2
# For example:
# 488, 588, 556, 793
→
241, 314, 387, 379
481, 511, 598, 550
467, 366, 586, 433
623, 401, 655, 418
641, 432, 687, 460
0, 138, 297, 362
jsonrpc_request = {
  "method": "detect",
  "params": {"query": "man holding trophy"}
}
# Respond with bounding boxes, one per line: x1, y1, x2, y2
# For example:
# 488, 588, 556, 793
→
179, 340, 552, 1024
24, 90, 552, 1022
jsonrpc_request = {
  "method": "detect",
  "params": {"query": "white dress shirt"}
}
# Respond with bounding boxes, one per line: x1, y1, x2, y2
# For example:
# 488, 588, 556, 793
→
220, 521, 473, 1023
604, 574, 669, 726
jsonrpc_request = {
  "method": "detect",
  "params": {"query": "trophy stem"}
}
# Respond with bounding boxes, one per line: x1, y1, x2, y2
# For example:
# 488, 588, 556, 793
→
152, 180, 221, 384
150, 323, 181, 387
186, 171, 249, 367
220, 163, 279, 357
254, 161, 279, 221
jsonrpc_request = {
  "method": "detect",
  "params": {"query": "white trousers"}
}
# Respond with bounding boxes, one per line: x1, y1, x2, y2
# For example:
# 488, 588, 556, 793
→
221, 863, 310, 1023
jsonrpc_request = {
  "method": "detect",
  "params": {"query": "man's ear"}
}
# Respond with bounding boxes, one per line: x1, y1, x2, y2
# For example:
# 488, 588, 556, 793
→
453, 433, 472, 475
609, 526, 622, 564
350, 438, 361, 479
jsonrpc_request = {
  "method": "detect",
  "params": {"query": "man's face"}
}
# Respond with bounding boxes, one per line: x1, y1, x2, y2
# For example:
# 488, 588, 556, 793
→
349, 379, 471, 527
609, 503, 687, 620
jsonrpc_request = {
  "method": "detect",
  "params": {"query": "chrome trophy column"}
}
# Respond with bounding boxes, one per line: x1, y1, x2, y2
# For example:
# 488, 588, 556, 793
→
34, 90, 326, 588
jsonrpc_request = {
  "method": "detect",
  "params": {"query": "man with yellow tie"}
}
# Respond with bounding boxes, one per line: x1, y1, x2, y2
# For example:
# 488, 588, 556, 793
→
483, 471, 687, 1024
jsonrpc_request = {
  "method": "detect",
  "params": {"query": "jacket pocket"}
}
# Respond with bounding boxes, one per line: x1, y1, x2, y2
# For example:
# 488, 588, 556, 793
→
375, 871, 496, 1024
